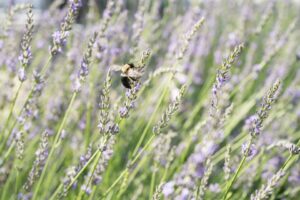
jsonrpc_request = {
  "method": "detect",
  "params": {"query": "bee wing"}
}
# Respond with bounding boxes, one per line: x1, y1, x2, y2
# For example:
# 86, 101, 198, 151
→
110, 65, 123, 71
127, 69, 143, 78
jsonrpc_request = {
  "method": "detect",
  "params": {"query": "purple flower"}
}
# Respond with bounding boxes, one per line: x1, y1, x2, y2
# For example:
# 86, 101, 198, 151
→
195, 163, 205, 178
262, 156, 283, 180
162, 181, 175, 197
209, 183, 221, 193
81, 185, 91, 195
79, 61, 89, 78
242, 142, 257, 159
70, 0, 82, 12
176, 188, 190, 200
0, 40, 3, 49
245, 115, 261, 136
119, 107, 129, 118
108, 123, 119, 135
18, 48, 32, 67
52, 31, 68, 52
288, 167, 300, 185
18, 68, 27, 82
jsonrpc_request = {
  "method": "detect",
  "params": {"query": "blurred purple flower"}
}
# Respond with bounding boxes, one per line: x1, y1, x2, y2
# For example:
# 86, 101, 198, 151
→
162, 181, 175, 197
242, 142, 257, 159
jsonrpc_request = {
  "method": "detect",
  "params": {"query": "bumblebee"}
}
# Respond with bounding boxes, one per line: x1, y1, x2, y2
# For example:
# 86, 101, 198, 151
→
111, 63, 143, 89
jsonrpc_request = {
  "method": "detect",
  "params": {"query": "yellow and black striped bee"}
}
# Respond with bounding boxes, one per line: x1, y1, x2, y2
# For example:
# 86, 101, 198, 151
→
111, 63, 143, 89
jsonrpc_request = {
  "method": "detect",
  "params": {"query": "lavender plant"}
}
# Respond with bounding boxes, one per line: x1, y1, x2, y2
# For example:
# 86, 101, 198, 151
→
0, 0, 299, 200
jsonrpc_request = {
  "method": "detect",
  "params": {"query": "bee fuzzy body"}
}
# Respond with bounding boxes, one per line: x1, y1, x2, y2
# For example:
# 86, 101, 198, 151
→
112, 63, 143, 89
121, 77, 133, 89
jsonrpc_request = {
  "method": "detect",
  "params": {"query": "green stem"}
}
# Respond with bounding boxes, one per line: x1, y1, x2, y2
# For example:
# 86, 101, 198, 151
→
32, 92, 77, 200
15, 168, 20, 197
0, 56, 52, 156
0, 81, 23, 137
77, 137, 107, 200
49, 149, 101, 200
104, 170, 128, 197
222, 137, 253, 200
149, 163, 157, 200
104, 135, 155, 196
0, 81, 23, 155
131, 78, 170, 156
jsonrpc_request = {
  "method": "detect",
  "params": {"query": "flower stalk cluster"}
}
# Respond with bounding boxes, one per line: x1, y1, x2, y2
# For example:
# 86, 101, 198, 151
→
196, 158, 213, 200
250, 80, 281, 137
153, 85, 186, 135
50, 0, 82, 55
211, 43, 244, 116
98, 70, 119, 135
177, 18, 205, 60
74, 32, 98, 92
78, 32, 98, 80
268, 140, 300, 155
92, 137, 115, 185
23, 131, 49, 191
18, 4, 34, 82
223, 80, 281, 200
250, 170, 285, 200
60, 145, 92, 197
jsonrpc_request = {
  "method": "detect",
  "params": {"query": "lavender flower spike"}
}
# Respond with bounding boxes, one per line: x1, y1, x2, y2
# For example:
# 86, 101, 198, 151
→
153, 85, 186, 135
78, 32, 98, 81
18, 4, 34, 82
250, 170, 285, 200
251, 79, 281, 137
50, 0, 82, 55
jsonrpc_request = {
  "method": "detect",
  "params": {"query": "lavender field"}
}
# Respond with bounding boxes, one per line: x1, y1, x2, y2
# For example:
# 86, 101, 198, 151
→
0, 0, 299, 199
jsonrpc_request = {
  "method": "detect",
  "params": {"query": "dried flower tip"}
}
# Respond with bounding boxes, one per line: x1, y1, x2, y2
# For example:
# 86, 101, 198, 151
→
78, 32, 98, 81
153, 85, 186, 135
177, 17, 205, 60
251, 80, 281, 137
18, 4, 34, 81
250, 170, 285, 200
268, 140, 300, 155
